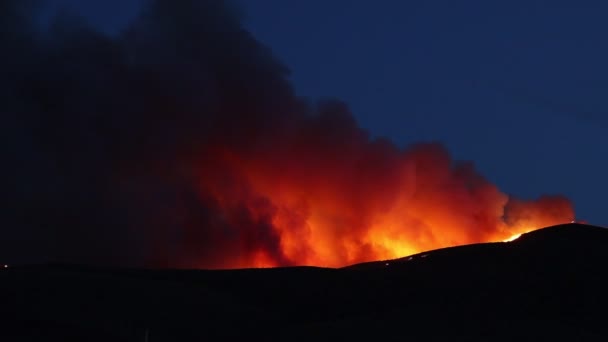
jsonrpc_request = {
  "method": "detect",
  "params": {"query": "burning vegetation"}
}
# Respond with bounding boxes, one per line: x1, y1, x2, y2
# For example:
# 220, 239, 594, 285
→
2, 0, 574, 269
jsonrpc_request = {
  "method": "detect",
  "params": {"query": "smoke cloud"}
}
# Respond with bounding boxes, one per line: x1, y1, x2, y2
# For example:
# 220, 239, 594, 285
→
1, 0, 574, 268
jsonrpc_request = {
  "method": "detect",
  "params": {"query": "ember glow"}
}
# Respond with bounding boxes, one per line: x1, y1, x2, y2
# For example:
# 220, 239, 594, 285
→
503, 233, 523, 242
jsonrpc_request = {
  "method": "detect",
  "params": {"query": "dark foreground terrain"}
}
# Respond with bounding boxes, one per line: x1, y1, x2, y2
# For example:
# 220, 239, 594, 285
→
2, 223, 608, 341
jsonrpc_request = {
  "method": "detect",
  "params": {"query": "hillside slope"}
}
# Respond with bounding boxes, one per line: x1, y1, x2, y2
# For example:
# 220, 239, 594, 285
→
1, 223, 607, 341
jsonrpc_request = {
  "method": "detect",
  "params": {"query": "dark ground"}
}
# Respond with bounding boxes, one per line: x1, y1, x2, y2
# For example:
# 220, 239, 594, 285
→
2, 223, 608, 341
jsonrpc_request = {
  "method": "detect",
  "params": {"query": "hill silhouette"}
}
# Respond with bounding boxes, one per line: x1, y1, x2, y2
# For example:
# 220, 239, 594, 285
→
1, 223, 607, 341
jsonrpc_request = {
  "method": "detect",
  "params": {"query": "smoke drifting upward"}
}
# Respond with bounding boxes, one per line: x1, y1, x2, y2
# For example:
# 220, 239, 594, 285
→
2, 0, 574, 269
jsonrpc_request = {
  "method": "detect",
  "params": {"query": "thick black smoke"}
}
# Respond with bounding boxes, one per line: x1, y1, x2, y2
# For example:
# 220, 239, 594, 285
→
2, 0, 304, 267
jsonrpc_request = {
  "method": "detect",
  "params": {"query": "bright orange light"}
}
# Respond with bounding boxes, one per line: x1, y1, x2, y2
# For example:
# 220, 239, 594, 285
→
192, 144, 575, 269
503, 233, 523, 242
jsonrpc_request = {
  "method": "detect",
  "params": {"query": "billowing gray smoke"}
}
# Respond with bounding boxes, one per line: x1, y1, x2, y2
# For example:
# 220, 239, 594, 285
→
2, 0, 295, 266
1, 0, 574, 268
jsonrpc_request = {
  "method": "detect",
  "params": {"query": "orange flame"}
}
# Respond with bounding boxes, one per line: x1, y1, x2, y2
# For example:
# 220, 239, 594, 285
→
503, 233, 523, 242
193, 143, 574, 269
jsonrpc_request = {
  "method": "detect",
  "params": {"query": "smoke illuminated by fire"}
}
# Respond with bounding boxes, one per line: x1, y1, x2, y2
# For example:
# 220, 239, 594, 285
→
195, 141, 573, 268
2, 0, 575, 269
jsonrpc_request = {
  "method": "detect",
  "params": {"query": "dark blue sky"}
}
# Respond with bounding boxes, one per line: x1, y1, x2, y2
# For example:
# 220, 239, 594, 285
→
47, 0, 608, 225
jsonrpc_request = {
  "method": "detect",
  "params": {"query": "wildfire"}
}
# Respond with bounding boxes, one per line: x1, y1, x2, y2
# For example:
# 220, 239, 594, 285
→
0, 0, 577, 270
193, 143, 575, 269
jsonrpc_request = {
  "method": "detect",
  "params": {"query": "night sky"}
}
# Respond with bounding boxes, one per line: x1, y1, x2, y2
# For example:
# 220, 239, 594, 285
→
47, 0, 607, 225
3, 0, 603, 267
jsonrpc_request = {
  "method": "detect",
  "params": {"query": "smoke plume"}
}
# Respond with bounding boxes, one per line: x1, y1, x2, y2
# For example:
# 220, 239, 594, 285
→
1, 0, 574, 268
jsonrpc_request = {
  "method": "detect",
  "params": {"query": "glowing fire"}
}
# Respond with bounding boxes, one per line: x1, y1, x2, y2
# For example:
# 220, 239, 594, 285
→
503, 233, 523, 242
192, 143, 574, 269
